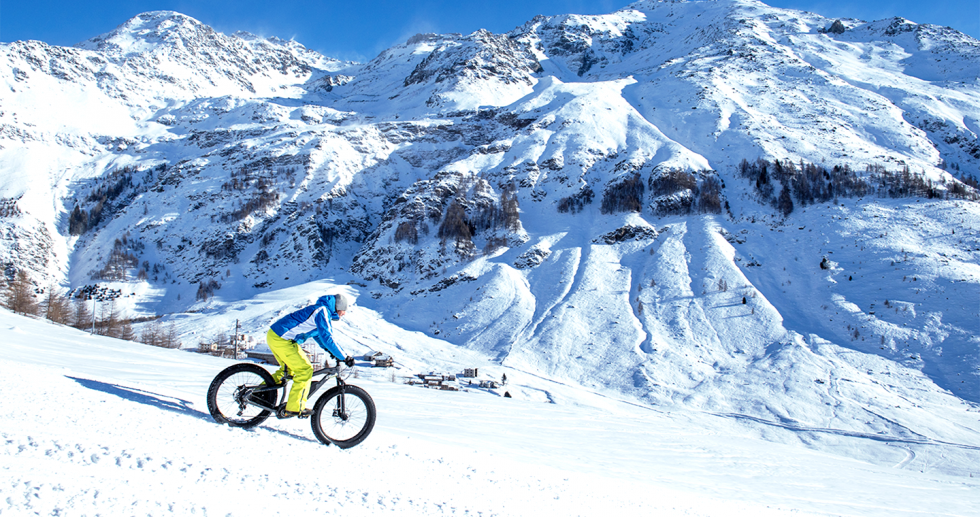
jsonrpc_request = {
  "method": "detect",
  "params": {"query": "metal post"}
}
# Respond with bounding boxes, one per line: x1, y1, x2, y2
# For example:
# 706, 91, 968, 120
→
234, 319, 241, 357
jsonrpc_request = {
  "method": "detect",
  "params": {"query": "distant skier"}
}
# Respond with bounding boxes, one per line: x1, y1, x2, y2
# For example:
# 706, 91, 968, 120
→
267, 293, 355, 417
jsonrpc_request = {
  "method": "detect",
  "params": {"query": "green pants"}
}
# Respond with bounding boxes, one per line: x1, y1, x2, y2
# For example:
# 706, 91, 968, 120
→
266, 329, 314, 412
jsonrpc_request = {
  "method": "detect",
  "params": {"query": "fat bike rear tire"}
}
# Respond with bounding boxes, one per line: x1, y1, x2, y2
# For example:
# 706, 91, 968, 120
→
207, 363, 278, 429
310, 385, 376, 449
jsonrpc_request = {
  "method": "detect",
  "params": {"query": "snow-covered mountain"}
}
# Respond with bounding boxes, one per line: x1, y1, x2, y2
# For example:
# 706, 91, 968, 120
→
1, 0, 979, 471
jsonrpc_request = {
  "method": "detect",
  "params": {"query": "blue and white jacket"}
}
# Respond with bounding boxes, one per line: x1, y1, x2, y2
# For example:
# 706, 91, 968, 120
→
270, 295, 347, 361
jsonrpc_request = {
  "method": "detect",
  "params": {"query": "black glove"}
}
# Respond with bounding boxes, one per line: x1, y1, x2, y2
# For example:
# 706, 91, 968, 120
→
344, 356, 355, 367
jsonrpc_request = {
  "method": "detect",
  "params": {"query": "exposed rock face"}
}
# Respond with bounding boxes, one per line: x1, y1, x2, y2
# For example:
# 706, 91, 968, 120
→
2, 2, 977, 295
594, 225, 658, 244
403, 30, 542, 89
513, 247, 551, 269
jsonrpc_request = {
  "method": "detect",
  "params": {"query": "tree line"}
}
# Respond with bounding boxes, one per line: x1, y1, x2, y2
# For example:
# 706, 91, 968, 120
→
556, 159, 976, 219
739, 158, 979, 217
0, 271, 181, 348
68, 166, 141, 236
558, 169, 725, 217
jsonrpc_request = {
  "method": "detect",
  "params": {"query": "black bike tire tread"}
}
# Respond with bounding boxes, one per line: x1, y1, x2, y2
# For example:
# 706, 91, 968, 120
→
311, 385, 377, 449
206, 363, 277, 429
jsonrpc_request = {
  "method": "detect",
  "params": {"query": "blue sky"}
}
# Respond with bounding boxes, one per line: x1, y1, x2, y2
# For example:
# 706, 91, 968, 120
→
2, 0, 978, 62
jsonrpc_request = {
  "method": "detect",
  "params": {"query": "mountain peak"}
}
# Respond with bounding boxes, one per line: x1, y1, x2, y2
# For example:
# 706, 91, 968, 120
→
120, 10, 203, 29
624, 0, 757, 10
76, 11, 216, 55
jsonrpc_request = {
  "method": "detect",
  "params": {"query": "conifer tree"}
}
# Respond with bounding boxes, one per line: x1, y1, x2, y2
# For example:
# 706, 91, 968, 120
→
119, 319, 137, 342
0, 273, 8, 310
501, 189, 521, 231
95, 299, 115, 336
165, 321, 182, 349
140, 320, 163, 347
6, 270, 38, 316
42, 285, 73, 325
103, 299, 123, 338
68, 204, 88, 235
72, 298, 94, 330
776, 184, 794, 217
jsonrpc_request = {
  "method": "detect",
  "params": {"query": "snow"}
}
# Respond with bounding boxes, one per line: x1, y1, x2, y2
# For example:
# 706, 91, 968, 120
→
3, 307, 979, 516
3, 0, 978, 288
2, 2, 980, 514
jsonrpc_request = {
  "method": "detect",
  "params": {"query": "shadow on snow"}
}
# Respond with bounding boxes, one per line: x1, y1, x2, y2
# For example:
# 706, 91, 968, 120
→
68, 376, 209, 420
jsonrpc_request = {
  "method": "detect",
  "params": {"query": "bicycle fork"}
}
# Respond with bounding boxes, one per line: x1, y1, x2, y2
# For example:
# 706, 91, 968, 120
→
333, 386, 349, 421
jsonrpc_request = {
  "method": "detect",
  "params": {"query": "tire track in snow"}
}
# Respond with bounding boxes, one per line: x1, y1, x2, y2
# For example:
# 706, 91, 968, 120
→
891, 445, 916, 469
704, 412, 980, 451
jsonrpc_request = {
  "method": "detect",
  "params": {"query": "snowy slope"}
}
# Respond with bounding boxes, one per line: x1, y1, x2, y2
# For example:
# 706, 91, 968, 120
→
2, 308, 979, 516
511, 0, 980, 176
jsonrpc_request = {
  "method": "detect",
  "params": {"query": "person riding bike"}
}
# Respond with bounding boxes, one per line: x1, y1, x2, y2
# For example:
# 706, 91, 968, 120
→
267, 293, 355, 418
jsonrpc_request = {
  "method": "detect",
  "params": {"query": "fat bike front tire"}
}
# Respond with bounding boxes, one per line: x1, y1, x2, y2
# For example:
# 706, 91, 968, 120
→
311, 385, 376, 449
207, 363, 278, 429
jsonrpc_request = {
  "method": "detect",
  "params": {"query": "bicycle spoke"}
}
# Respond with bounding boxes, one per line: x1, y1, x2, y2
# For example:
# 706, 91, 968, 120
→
207, 364, 276, 428
312, 386, 375, 447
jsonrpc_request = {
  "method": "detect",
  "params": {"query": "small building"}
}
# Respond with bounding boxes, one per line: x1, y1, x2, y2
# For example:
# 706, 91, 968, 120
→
245, 350, 277, 365
410, 372, 459, 389
236, 334, 258, 350
363, 351, 395, 367
421, 374, 446, 387
462, 367, 479, 378
418, 373, 454, 382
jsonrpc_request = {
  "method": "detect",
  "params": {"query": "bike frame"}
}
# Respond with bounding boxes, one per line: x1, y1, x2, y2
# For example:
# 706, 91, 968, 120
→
243, 362, 349, 415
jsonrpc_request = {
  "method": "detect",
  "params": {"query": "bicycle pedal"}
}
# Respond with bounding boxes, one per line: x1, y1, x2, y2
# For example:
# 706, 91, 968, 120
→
279, 408, 313, 419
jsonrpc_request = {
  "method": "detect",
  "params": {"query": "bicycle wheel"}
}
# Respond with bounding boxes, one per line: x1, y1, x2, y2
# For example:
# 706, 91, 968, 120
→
311, 385, 376, 448
207, 363, 278, 429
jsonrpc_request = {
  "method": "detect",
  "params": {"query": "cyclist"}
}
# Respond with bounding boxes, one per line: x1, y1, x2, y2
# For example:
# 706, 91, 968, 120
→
266, 293, 355, 417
